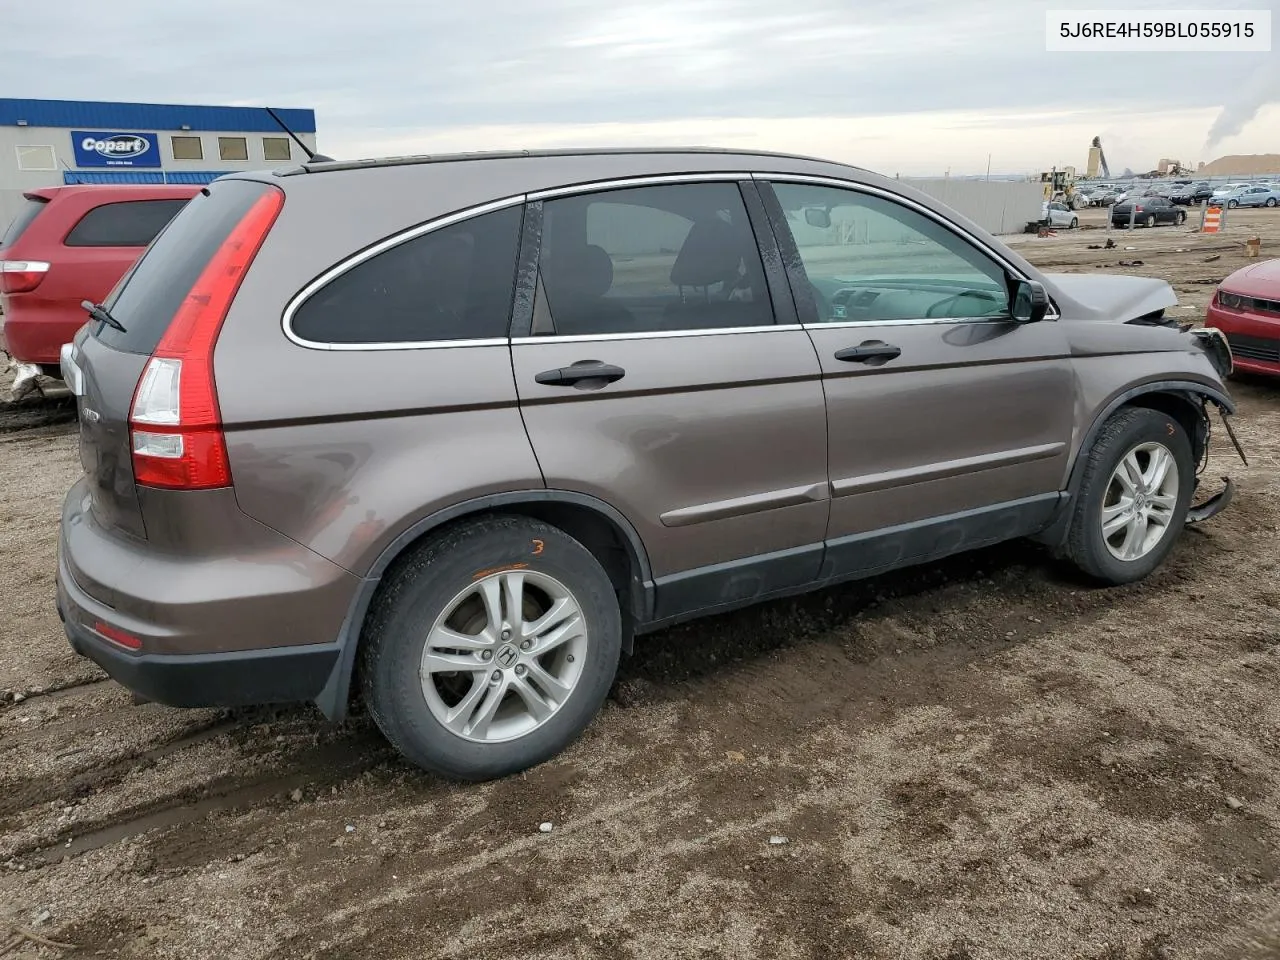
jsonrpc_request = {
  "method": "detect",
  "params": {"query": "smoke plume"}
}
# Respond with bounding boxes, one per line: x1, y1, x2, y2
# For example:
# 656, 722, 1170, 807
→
1205, 55, 1280, 151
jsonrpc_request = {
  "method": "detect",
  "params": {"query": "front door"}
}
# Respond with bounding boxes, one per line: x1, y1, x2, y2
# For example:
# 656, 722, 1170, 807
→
759, 178, 1075, 581
510, 179, 830, 621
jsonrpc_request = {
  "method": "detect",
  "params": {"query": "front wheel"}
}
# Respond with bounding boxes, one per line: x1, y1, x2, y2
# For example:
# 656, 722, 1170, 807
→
1065, 408, 1194, 585
1145, 214, 1157, 227
1070, 217, 1079, 229
361, 514, 623, 780
1228, 199, 1239, 209
1176, 211, 1186, 224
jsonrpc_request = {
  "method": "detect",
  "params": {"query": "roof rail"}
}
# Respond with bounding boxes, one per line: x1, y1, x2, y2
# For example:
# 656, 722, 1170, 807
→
273, 146, 866, 177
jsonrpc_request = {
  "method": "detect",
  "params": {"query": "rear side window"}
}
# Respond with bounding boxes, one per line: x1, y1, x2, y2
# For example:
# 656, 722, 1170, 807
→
537, 182, 773, 336
97, 181, 272, 355
1, 197, 49, 248
64, 199, 190, 248
290, 205, 523, 345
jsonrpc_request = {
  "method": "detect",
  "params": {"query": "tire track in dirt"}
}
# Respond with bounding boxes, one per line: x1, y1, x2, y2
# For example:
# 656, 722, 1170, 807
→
14, 733, 394, 867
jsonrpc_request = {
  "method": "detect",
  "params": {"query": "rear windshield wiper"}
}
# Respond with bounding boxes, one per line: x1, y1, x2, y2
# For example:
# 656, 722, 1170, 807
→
82, 299, 126, 333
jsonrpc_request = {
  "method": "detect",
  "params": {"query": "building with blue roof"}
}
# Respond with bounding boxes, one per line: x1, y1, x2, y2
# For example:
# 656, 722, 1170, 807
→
1, 98, 318, 225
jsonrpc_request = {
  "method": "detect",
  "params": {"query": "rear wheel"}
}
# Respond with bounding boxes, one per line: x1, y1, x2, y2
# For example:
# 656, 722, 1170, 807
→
1065, 408, 1194, 585
361, 514, 623, 780
1145, 214, 1156, 227
1267, 198, 1278, 208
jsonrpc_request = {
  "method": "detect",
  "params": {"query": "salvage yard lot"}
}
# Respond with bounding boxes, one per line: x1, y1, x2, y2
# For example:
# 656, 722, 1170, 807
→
2, 206, 1280, 960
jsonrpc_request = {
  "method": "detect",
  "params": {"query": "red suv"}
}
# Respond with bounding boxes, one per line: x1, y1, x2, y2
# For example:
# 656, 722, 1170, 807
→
1, 185, 198, 372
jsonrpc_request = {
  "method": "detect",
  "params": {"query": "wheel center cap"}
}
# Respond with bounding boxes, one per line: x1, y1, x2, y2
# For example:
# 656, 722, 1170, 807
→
495, 643, 520, 668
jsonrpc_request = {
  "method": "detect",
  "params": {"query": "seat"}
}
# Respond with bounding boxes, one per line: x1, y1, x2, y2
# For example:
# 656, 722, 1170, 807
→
541, 244, 635, 335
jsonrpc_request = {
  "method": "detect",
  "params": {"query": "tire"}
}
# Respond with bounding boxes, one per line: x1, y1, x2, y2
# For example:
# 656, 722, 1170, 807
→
1065, 407, 1194, 585
1267, 198, 1277, 208
1070, 217, 1079, 229
1176, 211, 1186, 224
1228, 200, 1239, 209
361, 514, 623, 781
1145, 214, 1156, 228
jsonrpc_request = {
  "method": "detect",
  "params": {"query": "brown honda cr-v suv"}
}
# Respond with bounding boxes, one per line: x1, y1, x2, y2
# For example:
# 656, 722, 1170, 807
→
57, 148, 1238, 780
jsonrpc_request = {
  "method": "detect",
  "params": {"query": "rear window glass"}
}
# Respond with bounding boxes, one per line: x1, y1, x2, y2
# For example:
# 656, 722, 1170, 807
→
1, 197, 49, 249
64, 199, 189, 248
290, 205, 523, 344
96, 180, 271, 355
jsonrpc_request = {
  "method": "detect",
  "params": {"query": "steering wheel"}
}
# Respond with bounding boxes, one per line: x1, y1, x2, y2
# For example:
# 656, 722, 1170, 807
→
924, 289, 1003, 319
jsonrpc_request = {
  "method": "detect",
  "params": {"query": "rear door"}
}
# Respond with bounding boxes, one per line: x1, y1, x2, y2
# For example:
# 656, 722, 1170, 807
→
757, 177, 1074, 580
510, 178, 830, 621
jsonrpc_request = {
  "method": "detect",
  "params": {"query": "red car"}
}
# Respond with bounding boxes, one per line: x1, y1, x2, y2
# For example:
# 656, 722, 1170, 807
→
1205, 258, 1280, 378
1, 185, 199, 372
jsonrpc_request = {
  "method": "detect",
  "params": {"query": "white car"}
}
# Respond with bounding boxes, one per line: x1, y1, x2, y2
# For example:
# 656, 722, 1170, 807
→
1041, 201, 1079, 229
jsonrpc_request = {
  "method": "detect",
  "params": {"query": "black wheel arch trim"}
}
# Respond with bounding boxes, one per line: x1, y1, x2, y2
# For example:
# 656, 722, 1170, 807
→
315, 489, 655, 721
1033, 378, 1234, 550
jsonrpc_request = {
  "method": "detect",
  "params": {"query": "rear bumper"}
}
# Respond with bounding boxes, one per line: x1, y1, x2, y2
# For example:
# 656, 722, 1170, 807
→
57, 476, 361, 708
58, 594, 340, 708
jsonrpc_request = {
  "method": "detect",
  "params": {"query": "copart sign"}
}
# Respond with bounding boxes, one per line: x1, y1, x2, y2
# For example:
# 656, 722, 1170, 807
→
71, 131, 161, 168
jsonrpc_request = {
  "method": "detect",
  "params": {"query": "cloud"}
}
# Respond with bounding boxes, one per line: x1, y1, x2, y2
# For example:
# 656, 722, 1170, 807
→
0, 0, 1274, 172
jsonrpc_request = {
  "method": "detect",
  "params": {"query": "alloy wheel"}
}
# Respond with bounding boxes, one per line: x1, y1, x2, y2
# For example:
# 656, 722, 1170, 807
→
1101, 442, 1180, 562
419, 569, 588, 743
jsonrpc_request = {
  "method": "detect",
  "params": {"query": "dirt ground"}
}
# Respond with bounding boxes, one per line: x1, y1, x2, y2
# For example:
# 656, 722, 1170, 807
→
2, 206, 1280, 960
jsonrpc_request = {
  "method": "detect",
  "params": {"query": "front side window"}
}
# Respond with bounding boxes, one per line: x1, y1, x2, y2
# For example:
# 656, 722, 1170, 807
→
537, 182, 773, 336
290, 205, 523, 345
771, 182, 1011, 323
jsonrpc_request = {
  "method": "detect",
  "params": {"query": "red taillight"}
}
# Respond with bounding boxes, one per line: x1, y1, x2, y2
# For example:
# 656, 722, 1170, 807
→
1134, 205, 1144, 212
129, 188, 283, 490
0, 260, 50, 294
94, 621, 142, 651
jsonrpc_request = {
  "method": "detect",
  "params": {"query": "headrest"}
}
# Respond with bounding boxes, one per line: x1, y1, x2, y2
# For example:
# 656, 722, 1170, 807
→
670, 218, 744, 288
546, 243, 614, 301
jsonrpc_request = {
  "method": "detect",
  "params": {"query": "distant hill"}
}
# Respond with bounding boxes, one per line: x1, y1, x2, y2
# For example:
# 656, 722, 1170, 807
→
1200, 154, 1280, 176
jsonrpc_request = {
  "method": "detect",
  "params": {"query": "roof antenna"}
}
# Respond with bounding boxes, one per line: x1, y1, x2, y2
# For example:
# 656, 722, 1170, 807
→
265, 106, 334, 163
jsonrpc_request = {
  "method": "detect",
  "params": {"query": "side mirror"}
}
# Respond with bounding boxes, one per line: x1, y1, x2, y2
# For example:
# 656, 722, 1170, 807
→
804, 207, 831, 229
1011, 279, 1050, 323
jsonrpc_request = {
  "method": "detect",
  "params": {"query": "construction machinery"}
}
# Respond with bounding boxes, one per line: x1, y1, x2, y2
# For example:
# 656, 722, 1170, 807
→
1039, 166, 1087, 209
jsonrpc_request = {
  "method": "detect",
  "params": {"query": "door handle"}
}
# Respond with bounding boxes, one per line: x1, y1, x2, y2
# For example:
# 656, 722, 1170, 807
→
534, 361, 627, 387
834, 341, 902, 364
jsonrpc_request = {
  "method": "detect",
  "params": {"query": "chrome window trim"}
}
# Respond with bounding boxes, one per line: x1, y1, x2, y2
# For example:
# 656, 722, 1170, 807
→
281, 195, 527, 352
755, 172, 1063, 322
527, 172, 753, 201
512, 324, 803, 345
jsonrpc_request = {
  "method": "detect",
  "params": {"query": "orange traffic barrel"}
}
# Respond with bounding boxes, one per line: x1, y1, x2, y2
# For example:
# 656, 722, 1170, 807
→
1203, 206, 1222, 234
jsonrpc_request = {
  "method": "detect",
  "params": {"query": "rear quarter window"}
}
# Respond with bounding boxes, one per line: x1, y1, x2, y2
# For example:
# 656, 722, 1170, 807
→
1, 197, 49, 249
64, 199, 190, 248
289, 204, 523, 345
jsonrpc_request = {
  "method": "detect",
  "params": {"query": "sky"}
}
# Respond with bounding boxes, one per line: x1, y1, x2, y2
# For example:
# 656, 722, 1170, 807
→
1, 0, 1276, 177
